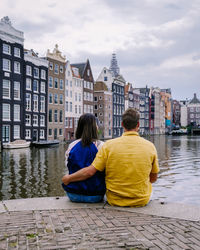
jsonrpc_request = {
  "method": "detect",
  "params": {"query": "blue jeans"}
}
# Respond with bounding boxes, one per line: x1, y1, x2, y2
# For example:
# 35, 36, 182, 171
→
66, 192, 104, 203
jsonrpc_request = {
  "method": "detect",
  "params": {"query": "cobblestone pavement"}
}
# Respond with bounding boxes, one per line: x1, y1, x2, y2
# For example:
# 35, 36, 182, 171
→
0, 208, 200, 250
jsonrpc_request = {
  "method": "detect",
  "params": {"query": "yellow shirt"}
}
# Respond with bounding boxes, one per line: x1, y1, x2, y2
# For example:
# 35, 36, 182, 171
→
92, 131, 159, 207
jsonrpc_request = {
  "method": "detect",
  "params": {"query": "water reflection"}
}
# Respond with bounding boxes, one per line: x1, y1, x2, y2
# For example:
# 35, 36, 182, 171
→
0, 136, 200, 205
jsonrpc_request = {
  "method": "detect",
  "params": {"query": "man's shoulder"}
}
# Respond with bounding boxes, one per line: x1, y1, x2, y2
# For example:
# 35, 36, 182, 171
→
138, 136, 156, 149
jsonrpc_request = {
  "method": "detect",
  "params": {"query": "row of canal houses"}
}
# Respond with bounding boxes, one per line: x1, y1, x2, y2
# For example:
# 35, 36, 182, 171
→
0, 16, 174, 145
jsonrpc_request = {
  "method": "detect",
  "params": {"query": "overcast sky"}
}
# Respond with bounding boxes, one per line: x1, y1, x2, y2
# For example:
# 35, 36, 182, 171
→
1, 0, 200, 100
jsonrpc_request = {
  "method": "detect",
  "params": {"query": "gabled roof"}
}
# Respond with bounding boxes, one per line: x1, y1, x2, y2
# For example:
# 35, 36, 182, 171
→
94, 81, 108, 91
71, 62, 87, 78
189, 93, 200, 104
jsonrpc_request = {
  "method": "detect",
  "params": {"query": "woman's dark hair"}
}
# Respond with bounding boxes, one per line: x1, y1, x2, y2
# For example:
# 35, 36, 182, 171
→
75, 113, 98, 146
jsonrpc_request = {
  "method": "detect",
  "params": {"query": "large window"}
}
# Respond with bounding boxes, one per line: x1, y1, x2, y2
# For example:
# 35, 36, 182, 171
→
26, 93, 31, 111
14, 47, 20, 57
54, 78, 58, 88
14, 61, 20, 74
54, 110, 58, 122
40, 96, 45, 113
49, 93, 53, 104
40, 82, 45, 93
26, 78, 31, 90
25, 114, 31, 126
33, 115, 38, 126
65, 101, 68, 112
40, 130, 45, 139
54, 94, 58, 104
41, 69, 46, 79
3, 58, 11, 71
13, 125, 20, 139
2, 104, 10, 120
33, 95, 38, 112
2, 79, 10, 99
14, 82, 20, 100
60, 79, 63, 89
33, 80, 39, 92
26, 65, 32, 76
14, 105, 20, 121
49, 76, 53, 88
25, 129, 31, 139
60, 94, 63, 104
70, 102, 72, 112
33, 67, 39, 78
49, 109, 52, 122
59, 110, 63, 122
54, 64, 59, 74
40, 115, 45, 126
3, 43, 11, 54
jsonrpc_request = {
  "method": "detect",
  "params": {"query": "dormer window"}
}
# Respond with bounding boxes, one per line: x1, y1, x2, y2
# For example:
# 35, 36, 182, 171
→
87, 69, 90, 76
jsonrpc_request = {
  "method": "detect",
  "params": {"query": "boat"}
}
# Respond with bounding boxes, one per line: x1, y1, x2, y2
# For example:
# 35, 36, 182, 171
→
3, 140, 31, 149
170, 129, 188, 135
31, 140, 60, 147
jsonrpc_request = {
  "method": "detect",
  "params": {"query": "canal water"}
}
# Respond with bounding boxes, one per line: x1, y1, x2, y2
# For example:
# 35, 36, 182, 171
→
0, 135, 199, 205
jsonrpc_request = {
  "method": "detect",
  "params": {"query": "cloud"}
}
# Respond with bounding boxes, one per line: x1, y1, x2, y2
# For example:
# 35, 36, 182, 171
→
1, 0, 200, 100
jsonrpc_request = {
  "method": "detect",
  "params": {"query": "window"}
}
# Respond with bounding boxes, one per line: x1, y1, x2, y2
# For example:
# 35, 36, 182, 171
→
26, 65, 32, 76
79, 93, 81, 102
49, 109, 52, 122
25, 114, 31, 126
49, 62, 53, 70
14, 125, 20, 139
94, 96, 97, 102
75, 105, 77, 114
33, 95, 38, 112
40, 115, 45, 126
60, 66, 63, 73
3, 58, 11, 71
94, 105, 97, 110
49, 93, 53, 104
34, 67, 39, 78
14, 61, 20, 74
40, 130, 45, 139
66, 79, 68, 86
55, 64, 59, 74
26, 78, 31, 90
75, 93, 77, 101
54, 94, 58, 104
3, 43, 11, 54
65, 101, 68, 112
49, 77, 53, 88
104, 76, 107, 81
65, 90, 68, 97
65, 117, 68, 127
26, 93, 31, 111
2, 104, 10, 120
79, 105, 81, 114
14, 82, 20, 100
25, 129, 31, 139
60, 94, 63, 104
40, 82, 45, 93
33, 115, 38, 126
70, 81, 72, 87
14, 105, 20, 121
87, 69, 90, 76
59, 129, 63, 136
49, 129, 52, 136
60, 79, 63, 89
41, 69, 46, 79
70, 91, 72, 98
54, 110, 58, 122
59, 110, 63, 122
70, 102, 72, 112
69, 118, 73, 128
54, 78, 58, 88
40, 96, 45, 112
14, 47, 20, 57
33, 80, 39, 92
2, 79, 10, 99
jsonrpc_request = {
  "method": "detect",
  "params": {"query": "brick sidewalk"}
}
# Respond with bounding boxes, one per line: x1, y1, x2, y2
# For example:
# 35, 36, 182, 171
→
0, 208, 200, 249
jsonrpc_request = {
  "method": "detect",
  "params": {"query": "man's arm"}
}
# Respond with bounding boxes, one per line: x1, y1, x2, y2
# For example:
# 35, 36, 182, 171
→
62, 165, 97, 185
150, 173, 158, 183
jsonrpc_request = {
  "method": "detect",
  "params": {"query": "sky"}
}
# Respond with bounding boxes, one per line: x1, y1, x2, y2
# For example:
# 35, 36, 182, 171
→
1, 0, 200, 100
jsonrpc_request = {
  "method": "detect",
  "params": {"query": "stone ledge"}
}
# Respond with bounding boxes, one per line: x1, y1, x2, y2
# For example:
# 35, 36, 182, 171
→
2, 197, 200, 222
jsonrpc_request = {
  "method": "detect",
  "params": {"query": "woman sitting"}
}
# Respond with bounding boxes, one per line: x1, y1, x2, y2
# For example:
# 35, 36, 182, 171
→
62, 113, 106, 203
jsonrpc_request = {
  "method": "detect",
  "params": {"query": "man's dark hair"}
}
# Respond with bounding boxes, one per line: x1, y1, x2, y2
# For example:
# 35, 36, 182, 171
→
75, 113, 98, 146
122, 108, 140, 130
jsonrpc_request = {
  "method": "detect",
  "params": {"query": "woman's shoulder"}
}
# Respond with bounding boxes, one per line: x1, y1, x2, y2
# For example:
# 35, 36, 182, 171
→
93, 140, 104, 150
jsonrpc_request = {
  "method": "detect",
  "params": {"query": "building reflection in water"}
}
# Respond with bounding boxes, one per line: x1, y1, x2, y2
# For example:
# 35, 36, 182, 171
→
0, 144, 67, 200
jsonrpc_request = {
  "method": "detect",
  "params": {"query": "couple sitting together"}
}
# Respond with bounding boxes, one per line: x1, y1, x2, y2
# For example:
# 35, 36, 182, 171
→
62, 108, 159, 207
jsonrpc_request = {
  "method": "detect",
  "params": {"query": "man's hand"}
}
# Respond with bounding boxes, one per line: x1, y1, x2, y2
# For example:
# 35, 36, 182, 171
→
62, 174, 70, 185
150, 173, 158, 183
61, 165, 97, 185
